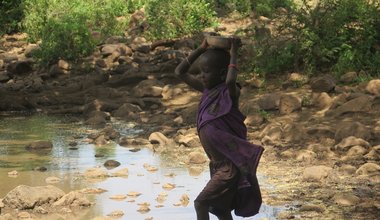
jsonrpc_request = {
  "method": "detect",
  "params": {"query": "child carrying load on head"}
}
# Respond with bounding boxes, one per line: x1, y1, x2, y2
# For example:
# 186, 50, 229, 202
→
175, 36, 265, 220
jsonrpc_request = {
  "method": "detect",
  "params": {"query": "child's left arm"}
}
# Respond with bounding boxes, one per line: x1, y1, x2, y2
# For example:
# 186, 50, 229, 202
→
226, 38, 242, 105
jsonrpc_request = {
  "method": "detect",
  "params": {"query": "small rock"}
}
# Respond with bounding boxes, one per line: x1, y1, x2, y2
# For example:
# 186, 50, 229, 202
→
107, 210, 124, 217
7, 170, 18, 177
366, 79, 380, 95
188, 151, 207, 164
162, 183, 176, 190
356, 163, 380, 175
104, 160, 121, 169
127, 191, 141, 197
17, 211, 31, 219
334, 136, 370, 152
300, 204, 325, 213
333, 193, 360, 206
296, 150, 316, 162
303, 166, 332, 182
109, 194, 127, 200
112, 168, 129, 177
340, 71, 357, 83
79, 188, 107, 194
45, 176, 61, 184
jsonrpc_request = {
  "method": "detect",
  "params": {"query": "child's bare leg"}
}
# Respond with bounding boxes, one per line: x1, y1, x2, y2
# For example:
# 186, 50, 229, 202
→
194, 200, 210, 220
215, 212, 233, 220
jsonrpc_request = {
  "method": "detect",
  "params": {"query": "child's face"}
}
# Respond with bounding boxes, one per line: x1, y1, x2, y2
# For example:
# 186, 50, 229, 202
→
199, 55, 224, 89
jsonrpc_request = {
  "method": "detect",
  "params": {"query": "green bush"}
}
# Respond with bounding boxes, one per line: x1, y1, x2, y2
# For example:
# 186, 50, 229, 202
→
145, 0, 217, 40
0, 0, 24, 35
251, 0, 380, 77
125, 0, 148, 13
22, 0, 129, 64
211, 0, 252, 15
251, 0, 294, 17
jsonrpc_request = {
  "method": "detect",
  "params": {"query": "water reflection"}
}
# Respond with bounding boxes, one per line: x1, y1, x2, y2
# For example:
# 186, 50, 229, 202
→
0, 114, 283, 219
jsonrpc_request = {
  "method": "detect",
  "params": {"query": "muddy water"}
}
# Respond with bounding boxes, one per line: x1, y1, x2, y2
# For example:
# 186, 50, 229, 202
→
0, 114, 284, 220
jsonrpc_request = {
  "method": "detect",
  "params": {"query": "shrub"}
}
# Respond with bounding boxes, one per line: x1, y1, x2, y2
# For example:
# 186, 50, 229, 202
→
251, 0, 294, 17
250, 0, 380, 77
22, 0, 129, 64
0, 0, 24, 35
145, 0, 217, 40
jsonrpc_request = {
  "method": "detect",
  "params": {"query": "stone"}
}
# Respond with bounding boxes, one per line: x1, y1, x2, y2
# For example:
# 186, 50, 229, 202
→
111, 168, 129, 177
338, 164, 356, 175
310, 75, 336, 93
6, 60, 33, 75
356, 163, 380, 175
107, 210, 124, 217
334, 136, 370, 152
258, 93, 280, 110
329, 95, 373, 117
112, 103, 141, 118
53, 191, 91, 207
25, 140, 53, 150
148, 132, 176, 147
300, 204, 325, 213
340, 71, 358, 83
245, 113, 265, 126
83, 168, 109, 179
0, 71, 10, 83
365, 79, 380, 95
279, 94, 302, 114
45, 176, 61, 184
312, 92, 333, 109
58, 59, 70, 70
104, 160, 121, 169
132, 79, 164, 98
2, 185, 65, 209
175, 134, 200, 148
333, 193, 360, 206
188, 152, 207, 164
303, 166, 332, 182
364, 145, 380, 160
296, 150, 317, 162
346, 146, 367, 157
334, 122, 371, 142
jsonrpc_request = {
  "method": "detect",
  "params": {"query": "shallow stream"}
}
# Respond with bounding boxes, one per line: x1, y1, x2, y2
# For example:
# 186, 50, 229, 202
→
0, 114, 283, 220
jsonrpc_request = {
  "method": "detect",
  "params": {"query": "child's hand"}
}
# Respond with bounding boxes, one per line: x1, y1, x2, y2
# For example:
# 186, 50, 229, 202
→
230, 37, 242, 55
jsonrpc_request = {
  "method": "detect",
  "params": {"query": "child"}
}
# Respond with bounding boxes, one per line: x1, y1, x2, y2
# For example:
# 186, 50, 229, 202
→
175, 37, 264, 220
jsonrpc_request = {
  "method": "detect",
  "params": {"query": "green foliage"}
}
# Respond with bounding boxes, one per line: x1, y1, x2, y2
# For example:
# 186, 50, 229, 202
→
22, 0, 129, 64
251, 0, 294, 17
251, 0, 380, 77
125, 0, 147, 13
145, 0, 217, 40
0, 0, 24, 34
212, 0, 252, 15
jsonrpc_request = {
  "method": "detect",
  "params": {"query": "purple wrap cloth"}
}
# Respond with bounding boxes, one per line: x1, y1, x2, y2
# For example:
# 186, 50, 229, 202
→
197, 83, 264, 217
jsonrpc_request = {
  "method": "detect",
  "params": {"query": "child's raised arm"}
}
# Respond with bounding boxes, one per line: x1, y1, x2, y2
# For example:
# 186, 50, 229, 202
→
175, 39, 208, 92
226, 37, 242, 103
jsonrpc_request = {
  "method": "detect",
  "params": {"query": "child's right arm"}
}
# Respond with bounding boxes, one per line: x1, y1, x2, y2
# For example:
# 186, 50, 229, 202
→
175, 40, 207, 92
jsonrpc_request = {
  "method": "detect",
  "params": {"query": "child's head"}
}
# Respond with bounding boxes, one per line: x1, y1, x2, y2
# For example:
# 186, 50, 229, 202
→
198, 49, 230, 89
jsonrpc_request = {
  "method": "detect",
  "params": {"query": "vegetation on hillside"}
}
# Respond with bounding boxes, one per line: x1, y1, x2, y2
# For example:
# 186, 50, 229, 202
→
0, 0, 379, 77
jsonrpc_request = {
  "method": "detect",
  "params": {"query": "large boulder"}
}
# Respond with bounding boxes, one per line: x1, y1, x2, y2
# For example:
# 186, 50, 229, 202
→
2, 185, 65, 209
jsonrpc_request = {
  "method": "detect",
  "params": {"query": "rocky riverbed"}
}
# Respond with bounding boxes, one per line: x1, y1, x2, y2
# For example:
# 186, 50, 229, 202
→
1, 17, 380, 219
